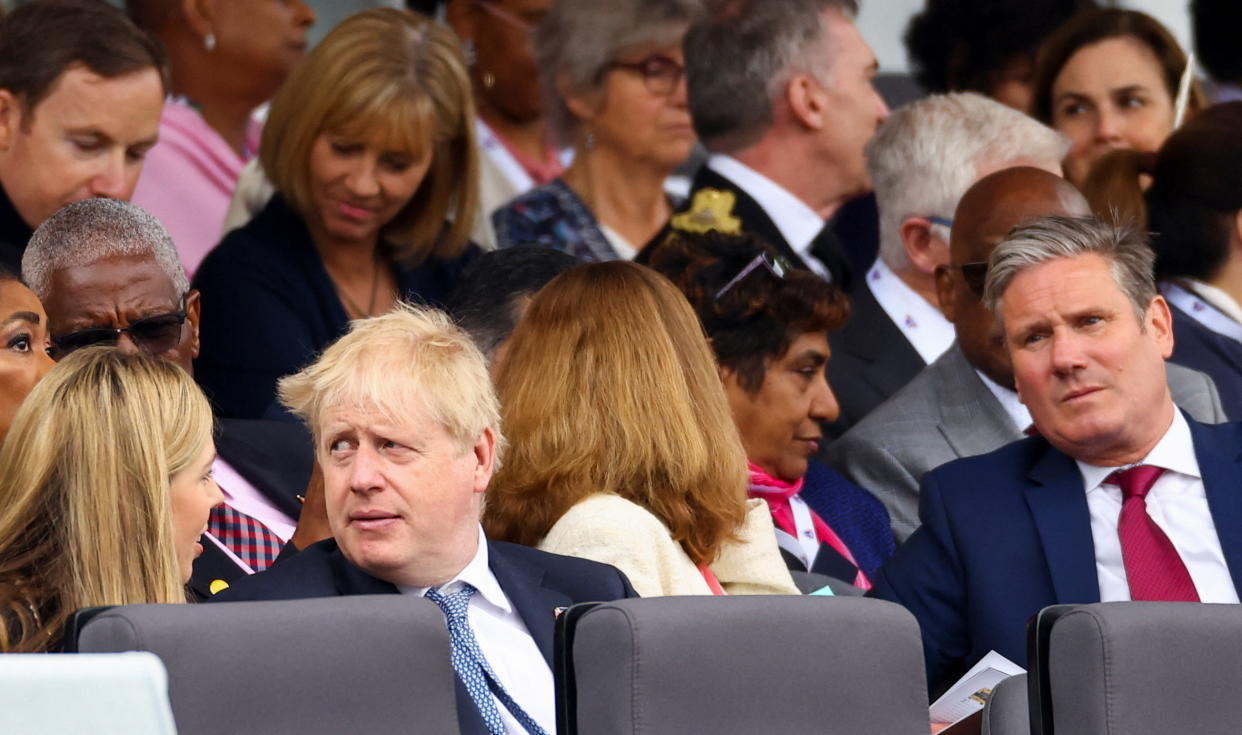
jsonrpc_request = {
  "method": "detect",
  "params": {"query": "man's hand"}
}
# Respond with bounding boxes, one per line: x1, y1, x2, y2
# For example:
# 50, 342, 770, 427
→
288, 461, 331, 551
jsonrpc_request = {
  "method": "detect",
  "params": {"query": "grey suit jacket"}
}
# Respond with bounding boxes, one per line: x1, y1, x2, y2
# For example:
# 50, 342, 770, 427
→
825, 343, 1226, 542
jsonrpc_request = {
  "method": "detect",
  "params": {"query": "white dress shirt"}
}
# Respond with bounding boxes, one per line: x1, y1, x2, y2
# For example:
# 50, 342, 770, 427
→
706, 154, 831, 278
866, 260, 954, 365
1076, 410, 1240, 604
400, 526, 555, 734
975, 369, 1032, 433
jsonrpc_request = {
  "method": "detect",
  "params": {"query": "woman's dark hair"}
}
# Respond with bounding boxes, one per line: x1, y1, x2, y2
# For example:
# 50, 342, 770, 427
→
1146, 102, 1242, 282
646, 231, 849, 394
1031, 8, 1205, 125
904, 0, 1096, 96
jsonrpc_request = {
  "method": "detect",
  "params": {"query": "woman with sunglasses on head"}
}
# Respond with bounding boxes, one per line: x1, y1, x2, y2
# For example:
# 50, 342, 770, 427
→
649, 232, 895, 590
191, 8, 480, 419
0, 348, 222, 652
491, 0, 700, 261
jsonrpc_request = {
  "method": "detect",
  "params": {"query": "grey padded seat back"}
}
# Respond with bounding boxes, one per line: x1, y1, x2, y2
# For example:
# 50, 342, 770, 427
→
1047, 602, 1242, 735
981, 674, 1029, 735
78, 595, 459, 735
561, 595, 929, 735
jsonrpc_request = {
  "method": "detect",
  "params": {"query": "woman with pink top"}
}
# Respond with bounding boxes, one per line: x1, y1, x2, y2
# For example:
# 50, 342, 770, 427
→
126, 0, 316, 275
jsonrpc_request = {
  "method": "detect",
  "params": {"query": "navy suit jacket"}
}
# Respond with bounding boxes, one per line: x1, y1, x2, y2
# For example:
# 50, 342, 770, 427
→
1168, 301, 1242, 421
213, 537, 638, 734
869, 415, 1242, 693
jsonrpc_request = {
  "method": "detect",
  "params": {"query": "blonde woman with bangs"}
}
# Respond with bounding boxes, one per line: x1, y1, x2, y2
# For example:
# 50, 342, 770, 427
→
0, 348, 221, 652
192, 8, 481, 419
484, 261, 798, 597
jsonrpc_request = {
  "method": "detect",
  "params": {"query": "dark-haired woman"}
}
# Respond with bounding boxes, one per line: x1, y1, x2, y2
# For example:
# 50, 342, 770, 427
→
650, 232, 895, 587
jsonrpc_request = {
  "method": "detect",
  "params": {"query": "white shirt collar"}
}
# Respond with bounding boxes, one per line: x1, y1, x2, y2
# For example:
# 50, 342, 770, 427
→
707, 154, 826, 274
1182, 278, 1242, 325
973, 368, 1032, 433
1077, 408, 1200, 495
399, 525, 512, 614
865, 259, 954, 364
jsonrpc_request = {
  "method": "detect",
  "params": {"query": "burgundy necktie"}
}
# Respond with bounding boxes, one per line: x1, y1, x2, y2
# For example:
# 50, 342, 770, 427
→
207, 503, 285, 572
1107, 465, 1200, 602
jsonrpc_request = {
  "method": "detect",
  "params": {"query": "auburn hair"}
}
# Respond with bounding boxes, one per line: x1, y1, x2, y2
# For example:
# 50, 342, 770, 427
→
484, 261, 749, 565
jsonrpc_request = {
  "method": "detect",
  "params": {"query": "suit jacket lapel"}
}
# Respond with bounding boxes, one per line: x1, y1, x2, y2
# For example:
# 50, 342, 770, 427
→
1024, 443, 1102, 603
215, 418, 313, 519
692, 168, 810, 271
1189, 417, 1242, 589
935, 346, 1023, 459
333, 549, 401, 596
487, 541, 571, 666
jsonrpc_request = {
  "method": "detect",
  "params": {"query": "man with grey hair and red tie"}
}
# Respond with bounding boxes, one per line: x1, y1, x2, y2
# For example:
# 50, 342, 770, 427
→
870, 214, 1242, 693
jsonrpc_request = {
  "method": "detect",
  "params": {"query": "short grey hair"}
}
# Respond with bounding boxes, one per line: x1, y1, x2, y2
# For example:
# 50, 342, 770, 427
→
537, 0, 703, 147
983, 215, 1157, 324
869, 92, 1070, 270
686, 0, 858, 152
22, 199, 189, 302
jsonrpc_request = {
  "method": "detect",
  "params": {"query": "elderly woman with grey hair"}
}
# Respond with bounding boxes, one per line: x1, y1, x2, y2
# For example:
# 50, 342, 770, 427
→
491, 0, 701, 261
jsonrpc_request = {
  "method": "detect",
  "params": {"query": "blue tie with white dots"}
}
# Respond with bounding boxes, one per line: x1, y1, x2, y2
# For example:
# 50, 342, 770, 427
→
424, 583, 549, 735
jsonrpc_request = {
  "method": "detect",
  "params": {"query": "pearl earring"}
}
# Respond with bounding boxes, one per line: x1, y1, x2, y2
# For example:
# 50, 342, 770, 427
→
204, 33, 216, 52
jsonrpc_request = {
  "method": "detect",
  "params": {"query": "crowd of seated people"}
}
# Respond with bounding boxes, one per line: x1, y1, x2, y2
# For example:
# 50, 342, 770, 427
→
4, 0, 1242, 731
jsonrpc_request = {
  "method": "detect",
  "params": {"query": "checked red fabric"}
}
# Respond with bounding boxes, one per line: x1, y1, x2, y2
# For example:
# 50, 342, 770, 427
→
207, 503, 284, 572
1107, 465, 1200, 602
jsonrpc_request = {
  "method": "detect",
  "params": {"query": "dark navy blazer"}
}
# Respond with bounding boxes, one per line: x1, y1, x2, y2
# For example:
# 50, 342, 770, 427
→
192, 195, 477, 420
212, 537, 638, 735
1168, 301, 1242, 421
869, 416, 1242, 693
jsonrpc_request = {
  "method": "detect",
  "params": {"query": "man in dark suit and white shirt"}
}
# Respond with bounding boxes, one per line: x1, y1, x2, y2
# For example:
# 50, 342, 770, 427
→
828, 167, 1224, 540
871, 213, 1242, 693
642, 0, 887, 289
215, 304, 637, 735
824, 94, 1068, 437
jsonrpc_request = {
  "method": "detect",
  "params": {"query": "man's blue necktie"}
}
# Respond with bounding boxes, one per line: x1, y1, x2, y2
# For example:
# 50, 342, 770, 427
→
424, 583, 549, 735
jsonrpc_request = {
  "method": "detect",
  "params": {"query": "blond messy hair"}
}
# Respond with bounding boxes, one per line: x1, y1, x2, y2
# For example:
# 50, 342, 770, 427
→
0, 348, 213, 652
484, 262, 749, 565
260, 8, 478, 266
278, 303, 504, 467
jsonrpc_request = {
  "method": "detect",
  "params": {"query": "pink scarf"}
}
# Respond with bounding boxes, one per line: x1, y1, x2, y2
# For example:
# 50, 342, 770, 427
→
746, 461, 870, 590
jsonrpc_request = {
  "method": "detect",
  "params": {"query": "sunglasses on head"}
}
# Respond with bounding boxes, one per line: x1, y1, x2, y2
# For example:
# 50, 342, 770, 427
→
50, 297, 188, 361
715, 251, 793, 299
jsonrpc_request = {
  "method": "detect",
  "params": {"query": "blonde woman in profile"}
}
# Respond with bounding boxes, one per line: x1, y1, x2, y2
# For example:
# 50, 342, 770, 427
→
484, 262, 799, 597
0, 348, 222, 652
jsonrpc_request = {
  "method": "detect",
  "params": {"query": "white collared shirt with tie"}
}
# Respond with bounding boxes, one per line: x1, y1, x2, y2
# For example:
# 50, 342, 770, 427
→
400, 526, 555, 734
1076, 409, 1240, 603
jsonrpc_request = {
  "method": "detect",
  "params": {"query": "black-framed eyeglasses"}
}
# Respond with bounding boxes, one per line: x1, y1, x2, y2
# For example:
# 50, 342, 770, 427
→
716, 252, 793, 299
607, 54, 684, 96
948, 261, 989, 298
50, 297, 188, 360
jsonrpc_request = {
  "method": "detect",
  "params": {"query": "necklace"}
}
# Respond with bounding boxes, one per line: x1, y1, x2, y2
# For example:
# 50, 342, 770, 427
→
328, 252, 382, 319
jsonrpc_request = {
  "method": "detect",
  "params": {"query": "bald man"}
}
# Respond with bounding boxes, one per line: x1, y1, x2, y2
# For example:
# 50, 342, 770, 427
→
825, 167, 1225, 541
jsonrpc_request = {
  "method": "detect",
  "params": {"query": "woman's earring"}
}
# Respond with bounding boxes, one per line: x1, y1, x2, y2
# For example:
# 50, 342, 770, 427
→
584, 128, 596, 150
482, 71, 496, 90
463, 39, 477, 66
204, 33, 216, 52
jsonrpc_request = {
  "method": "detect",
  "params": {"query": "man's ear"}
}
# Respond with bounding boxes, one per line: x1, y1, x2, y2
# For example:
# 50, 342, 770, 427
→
472, 426, 498, 494
184, 288, 203, 360
934, 264, 957, 321
900, 216, 949, 276
786, 73, 826, 131
1148, 294, 1174, 359
0, 89, 23, 153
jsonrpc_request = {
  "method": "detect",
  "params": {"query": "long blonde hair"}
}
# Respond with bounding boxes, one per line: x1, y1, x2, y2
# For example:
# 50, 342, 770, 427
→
0, 348, 213, 652
261, 8, 478, 266
484, 262, 749, 565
